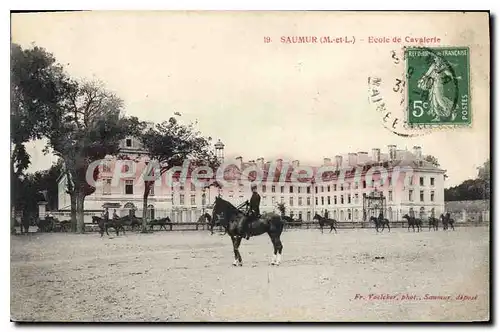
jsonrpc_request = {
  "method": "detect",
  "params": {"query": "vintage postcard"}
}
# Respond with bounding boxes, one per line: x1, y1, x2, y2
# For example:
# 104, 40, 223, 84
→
10, 11, 490, 322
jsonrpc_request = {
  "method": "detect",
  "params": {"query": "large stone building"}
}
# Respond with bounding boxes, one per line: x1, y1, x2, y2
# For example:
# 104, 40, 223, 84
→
57, 137, 446, 223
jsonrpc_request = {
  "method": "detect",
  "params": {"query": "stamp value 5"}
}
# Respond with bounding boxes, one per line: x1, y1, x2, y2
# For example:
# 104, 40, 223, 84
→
406, 47, 470, 126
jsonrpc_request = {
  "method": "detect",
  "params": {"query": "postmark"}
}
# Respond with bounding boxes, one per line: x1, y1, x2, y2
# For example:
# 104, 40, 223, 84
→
406, 47, 470, 126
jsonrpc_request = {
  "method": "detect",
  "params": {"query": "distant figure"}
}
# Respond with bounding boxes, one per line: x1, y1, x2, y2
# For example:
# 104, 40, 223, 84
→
243, 183, 261, 240
102, 208, 109, 223
112, 209, 119, 220
324, 209, 329, 219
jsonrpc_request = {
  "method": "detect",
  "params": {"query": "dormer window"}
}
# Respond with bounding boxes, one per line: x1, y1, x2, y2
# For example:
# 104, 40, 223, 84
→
126, 138, 132, 147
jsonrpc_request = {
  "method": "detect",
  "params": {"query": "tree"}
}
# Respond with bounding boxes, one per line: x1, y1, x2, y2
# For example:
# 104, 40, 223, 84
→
136, 116, 219, 232
46, 79, 142, 233
444, 158, 490, 201
276, 202, 286, 217
10, 43, 70, 226
424, 155, 440, 168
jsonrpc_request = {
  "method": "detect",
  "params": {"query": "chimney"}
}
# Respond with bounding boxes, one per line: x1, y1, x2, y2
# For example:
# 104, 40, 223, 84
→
292, 159, 300, 168
235, 156, 243, 169
413, 146, 422, 160
357, 151, 368, 164
372, 148, 381, 162
256, 157, 264, 168
388, 144, 397, 161
348, 153, 358, 167
323, 158, 331, 166
335, 155, 343, 169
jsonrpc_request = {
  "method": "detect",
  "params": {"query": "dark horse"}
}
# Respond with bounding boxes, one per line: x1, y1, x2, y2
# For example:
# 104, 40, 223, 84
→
369, 216, 391, 232
211, 196, 284, 266
313, 214, 338, 234
403, 214, 422, 232
440, 213, 455, 231
208, 211, 228, 235
93, 216, 126, 237
428, 216, 439, 231
148, 217, 172, 231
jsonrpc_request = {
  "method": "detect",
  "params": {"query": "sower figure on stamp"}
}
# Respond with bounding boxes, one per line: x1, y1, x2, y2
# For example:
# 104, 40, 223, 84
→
243, 183, 261, 240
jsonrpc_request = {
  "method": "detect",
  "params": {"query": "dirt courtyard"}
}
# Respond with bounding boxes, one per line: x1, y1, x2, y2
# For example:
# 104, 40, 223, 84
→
11, 226, 489, 322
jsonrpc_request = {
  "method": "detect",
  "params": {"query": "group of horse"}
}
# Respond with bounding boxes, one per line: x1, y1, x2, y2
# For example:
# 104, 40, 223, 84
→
91, 215, 177, 237
368, 213, 455, 233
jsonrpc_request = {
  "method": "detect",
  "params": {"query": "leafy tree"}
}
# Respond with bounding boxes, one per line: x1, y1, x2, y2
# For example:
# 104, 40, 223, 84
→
10, 43, 70, 226
135, 115, 219, 232
46, 79, 143, 232
424, 155, 440, 168
444, 158, 490, 201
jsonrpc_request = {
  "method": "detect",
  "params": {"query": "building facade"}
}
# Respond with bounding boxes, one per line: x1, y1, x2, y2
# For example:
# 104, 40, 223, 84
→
57, 138, 446, 223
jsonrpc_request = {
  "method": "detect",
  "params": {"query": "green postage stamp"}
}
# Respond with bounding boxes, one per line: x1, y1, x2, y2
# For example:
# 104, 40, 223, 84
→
406, 47, 470, 125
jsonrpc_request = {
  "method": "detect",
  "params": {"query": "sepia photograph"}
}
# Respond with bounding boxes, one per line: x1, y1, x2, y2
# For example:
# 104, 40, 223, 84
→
10, 11, 490, 322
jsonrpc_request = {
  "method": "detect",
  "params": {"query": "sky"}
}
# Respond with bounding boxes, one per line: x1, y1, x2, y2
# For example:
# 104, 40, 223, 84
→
12, 11, 490, 188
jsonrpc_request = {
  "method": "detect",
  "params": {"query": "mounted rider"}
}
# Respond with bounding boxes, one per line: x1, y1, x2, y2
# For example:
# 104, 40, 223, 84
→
324, 209, 329, 219
112, 209, 119, 220
378, 211, 384, 221
102, 208, 110, 223
243, 183, 261, 240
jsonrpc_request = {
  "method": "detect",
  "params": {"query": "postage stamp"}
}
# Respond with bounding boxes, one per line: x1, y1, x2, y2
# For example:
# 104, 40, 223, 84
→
405, 47, 470, 125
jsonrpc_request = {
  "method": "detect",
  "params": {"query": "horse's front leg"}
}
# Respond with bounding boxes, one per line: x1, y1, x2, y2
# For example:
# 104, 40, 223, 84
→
231, 236, 243, 266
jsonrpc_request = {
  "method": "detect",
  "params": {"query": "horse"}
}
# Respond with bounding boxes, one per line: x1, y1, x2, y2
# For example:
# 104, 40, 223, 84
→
148, 217, 171, 231
428, 216, 439, 231
403, 214, 422, 232
95, 216, 126, 237
441, 213, 455, 231
369, 216, 391, 233
211, 196, 284, 266
208, 211, 227, 235
313, 214, 338, 234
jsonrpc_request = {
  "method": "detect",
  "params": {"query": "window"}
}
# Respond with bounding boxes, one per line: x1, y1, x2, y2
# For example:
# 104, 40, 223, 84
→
150, 183, 155, 196
298, 212, 303, 220
340, 184, 344, 191
410, 176, 414, 185
334, 196, 337, 204
347, 182, 351, 190
327, 196, 331, 205
191, 195, 196, 205
430, 177, 435, 186
315, 187, 318, 194
307, 211, 311, 221
341, 195, 344, 204
354, 182, 358, 189
125, 180, 134, 195
321, 197, 324, 205
315, 197, 318, 205
430, 191, 435, 202
334, 184, 337, 191
420, 190, 424, 202
388, 190, 393, 202
363, 181, 366, 189
103, 179, 111, 195
102, 161, 111, 173
409, 190, 413, 202
348, 209, 352, 220
180, 185, 184, 191
354, 193, 359, 204
289, 197, 294, 206
354, 209, 358, 220
327, 185, 331, 192
271, 185, 276, 193
297, 186, 301, 194
272, 196, 276, 205
190, 183, 195, 191
262, 196, 266, 206
125, 138, 132, 147
281, 196, 284, 203
388, 176, 392, 186
262, 185, 267, 193
298, 197, 303, 206
290, 211, 294, 218
348, 194, 351, 204
307, 197, 311, 205
289, 186, 294, 193
180, 194, 185, 205
321, 186, 324, 193
307, 186, 311, 194
280, 186, 284, 193
147, 205, 155, 220
420, 177, 424, 186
